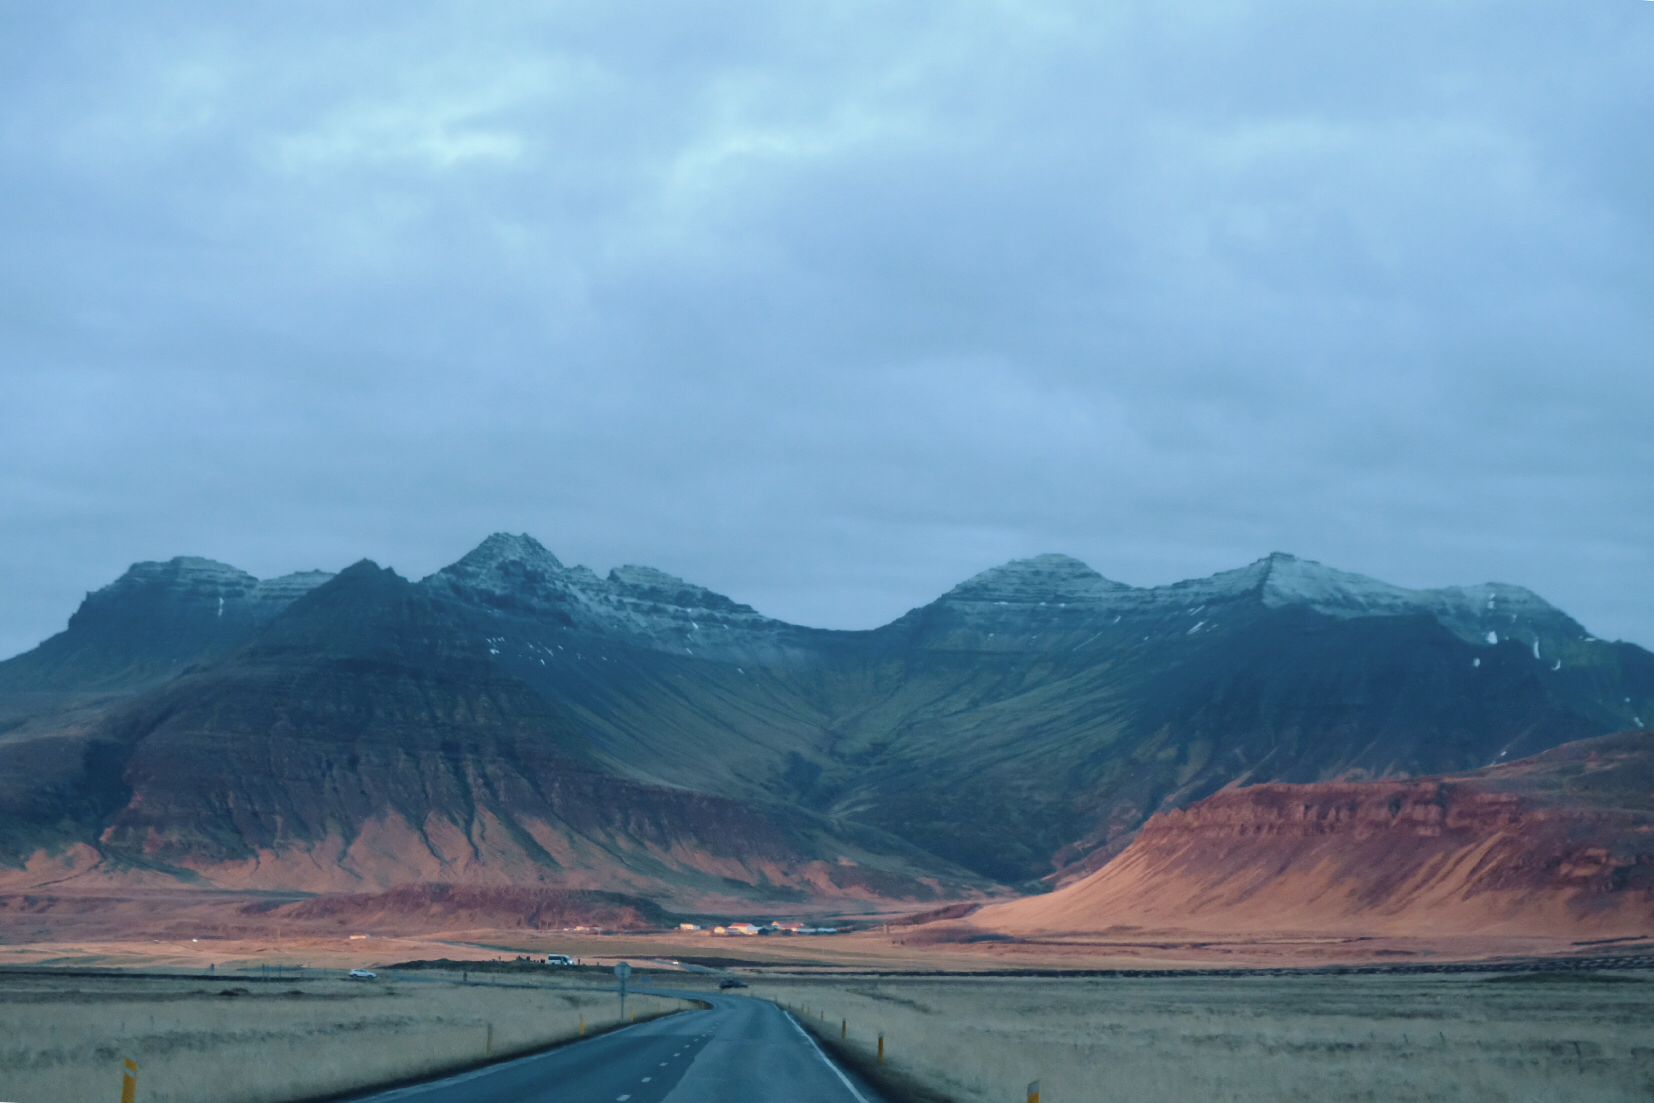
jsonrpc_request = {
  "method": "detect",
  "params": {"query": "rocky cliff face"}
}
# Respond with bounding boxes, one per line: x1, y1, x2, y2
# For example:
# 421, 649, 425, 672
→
973, 729, 1654, 938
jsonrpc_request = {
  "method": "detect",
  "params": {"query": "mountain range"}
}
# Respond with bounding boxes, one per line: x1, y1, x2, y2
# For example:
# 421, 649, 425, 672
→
2, 534, 1650, 914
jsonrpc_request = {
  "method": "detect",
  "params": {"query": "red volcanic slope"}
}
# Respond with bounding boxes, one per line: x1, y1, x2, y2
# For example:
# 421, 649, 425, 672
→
974, 730, 1654, 939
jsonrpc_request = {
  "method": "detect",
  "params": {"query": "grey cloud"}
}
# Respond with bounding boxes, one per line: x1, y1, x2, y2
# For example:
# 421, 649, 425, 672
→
2, 0, 1650, 657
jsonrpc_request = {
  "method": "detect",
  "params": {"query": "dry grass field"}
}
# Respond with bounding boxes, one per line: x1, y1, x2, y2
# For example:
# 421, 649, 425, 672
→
753, 971, 1654, 1103
0, 968, 702, 1103
7, 928, 1654, 1103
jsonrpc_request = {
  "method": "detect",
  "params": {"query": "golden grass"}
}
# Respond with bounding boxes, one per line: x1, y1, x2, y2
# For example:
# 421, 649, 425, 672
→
0, 969, 696, 1103
753, 972, 1654, 1103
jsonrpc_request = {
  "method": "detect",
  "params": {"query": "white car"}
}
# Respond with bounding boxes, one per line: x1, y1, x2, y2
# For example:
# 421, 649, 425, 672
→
347, 968, 377, 979
545, 954, 574, 965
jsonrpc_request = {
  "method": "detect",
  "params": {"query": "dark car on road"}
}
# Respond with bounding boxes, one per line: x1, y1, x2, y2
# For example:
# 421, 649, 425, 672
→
718, 978, 748, 989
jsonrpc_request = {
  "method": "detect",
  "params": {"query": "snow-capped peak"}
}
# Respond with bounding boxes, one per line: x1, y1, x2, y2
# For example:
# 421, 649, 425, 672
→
59, 557, 334, 642
922, 549, 1587, 654
1257, 553, 1420, 615
1155, 552, 1584, 648
447, 532, 565, 575
944, 554, 1129, 606
420, 534, 800, 663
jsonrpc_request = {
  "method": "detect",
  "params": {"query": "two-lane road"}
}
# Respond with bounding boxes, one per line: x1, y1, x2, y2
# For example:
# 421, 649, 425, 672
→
358, 992, 880, 1103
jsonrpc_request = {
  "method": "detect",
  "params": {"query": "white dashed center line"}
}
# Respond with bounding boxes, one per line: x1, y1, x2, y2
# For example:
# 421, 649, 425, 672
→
642, 1077, 652, 1082
616, 1096, 630, 1101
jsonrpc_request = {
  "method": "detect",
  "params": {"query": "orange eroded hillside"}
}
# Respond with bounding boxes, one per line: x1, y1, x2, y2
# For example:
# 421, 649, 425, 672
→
971, 730, 1654, 941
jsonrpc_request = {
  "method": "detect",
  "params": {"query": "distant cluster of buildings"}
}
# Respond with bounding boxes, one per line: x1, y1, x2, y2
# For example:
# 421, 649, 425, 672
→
691, 920, 842, 936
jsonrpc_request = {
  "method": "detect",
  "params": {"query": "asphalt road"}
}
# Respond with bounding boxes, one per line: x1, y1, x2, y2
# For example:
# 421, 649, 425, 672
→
355, 991, 882, 1103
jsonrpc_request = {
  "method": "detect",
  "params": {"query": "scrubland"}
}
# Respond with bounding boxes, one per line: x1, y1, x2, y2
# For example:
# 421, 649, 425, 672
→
0, 968, 696, 1103
754, 971, 1654, 1103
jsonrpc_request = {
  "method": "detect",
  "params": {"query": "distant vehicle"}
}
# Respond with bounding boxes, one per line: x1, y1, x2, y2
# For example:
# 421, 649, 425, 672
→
718, 978, 748, 989
347, 969, 376, 980
545, 954, 574, 965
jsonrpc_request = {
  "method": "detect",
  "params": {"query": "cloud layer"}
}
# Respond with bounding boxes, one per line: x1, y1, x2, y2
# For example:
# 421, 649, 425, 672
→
3, 0, 1651, 656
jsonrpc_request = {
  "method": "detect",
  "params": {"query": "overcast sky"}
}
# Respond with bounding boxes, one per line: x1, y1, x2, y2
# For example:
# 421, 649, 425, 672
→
3, 0, 1651, 659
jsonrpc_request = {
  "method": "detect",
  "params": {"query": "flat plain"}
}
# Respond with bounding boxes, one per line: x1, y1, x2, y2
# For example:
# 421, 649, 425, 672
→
5, 930, 1654, 1103
752, 971, 1654, 1103
0, 967, 700, 1103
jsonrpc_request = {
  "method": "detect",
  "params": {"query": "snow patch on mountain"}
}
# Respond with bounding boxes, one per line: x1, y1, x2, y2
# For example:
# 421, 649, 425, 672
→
925, 549, 1588, 652
423, 534, 1593, 662
944, 554, 1130, 606
250, 570, 338, 608
82, 557, 335, 623
1147, 552, 1587, 648
0, 556, 338, 688
420, 533, 811, 663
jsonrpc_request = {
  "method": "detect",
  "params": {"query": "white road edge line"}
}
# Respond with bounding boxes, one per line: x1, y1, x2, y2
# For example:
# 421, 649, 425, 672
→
782, 1009, 873, 1103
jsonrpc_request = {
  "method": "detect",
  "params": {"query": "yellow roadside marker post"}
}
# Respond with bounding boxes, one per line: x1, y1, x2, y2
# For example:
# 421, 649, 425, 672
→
1028, 1079, 1041, 1103
120, 1057, 138, 1103
841, 1019, 847, 1039
877, 1033, 885, 1064
579, 1014, 585, 1035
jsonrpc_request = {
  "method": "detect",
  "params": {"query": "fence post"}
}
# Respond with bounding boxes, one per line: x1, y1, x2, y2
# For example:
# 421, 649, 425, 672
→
841, 1019, 847, 1039
579, 1014, 585, 1035
878, 1033, 885, 1064
1028, 1079, 1041, 1103
121, 1057, 138, 1103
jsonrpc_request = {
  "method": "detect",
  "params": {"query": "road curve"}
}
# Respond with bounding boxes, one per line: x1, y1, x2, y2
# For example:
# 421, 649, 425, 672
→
353, 991, 882, 1103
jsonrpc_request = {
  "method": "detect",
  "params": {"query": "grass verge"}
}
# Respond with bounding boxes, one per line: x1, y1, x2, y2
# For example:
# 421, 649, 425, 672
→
0, 969, 701, 1103
783, 1003, 955, 1103
752, 970, 1654, 1103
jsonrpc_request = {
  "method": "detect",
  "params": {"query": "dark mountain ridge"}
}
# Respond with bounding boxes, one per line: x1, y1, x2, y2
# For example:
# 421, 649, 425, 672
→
1, 535, 1649, 907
